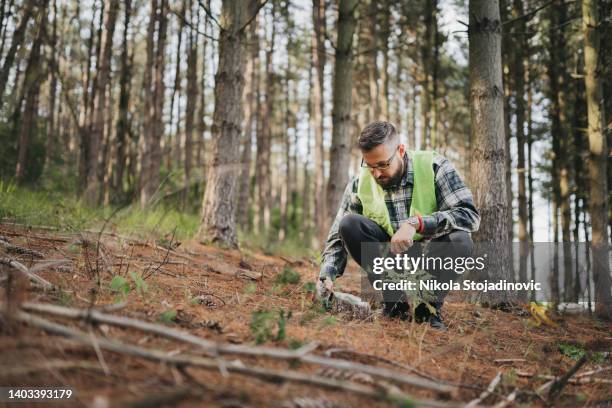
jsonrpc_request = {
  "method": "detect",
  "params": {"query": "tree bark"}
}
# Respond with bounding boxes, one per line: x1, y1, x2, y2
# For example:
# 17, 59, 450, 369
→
512, 0, 528, 288
43, 0, 58, 175
15, 3, 46, 184
468, 0, 513, 305
0, 0, 35, 110
237, 14, 259, 231
139, 0, 168, 208
255, 2, 275, 235
83, 0, 119, 205
112, 0, 133, 203
197, 0, 262, 247
312, 0, 327, 244
326, 0, 357, 222
582, 0, 612, 319
183, 0, 199, 207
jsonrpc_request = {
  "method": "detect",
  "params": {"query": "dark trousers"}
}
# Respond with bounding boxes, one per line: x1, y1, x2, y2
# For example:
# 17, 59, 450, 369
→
338, 214, 473, 309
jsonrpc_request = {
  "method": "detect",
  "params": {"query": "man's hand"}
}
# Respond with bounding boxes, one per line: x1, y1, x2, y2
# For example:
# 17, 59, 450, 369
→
316, 277, 334, 300
390, 222, 417, 254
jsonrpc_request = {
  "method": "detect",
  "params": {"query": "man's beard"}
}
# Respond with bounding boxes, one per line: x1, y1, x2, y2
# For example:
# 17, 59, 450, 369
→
376, 160, 404, 189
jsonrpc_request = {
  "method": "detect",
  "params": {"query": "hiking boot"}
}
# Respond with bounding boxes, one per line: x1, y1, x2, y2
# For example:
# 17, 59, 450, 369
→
427, 312, 448, 331
414, 303, 448, 331
382, 302, 410, 320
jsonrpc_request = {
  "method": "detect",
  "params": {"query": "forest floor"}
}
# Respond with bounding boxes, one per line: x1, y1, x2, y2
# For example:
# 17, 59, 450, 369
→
0, 222, 610, 408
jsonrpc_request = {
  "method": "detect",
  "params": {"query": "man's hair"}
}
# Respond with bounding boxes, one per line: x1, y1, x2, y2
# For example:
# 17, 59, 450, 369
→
358, 121, 398, 151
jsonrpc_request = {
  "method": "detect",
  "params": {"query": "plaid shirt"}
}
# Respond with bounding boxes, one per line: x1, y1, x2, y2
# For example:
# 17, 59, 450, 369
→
319, 152, 480, 280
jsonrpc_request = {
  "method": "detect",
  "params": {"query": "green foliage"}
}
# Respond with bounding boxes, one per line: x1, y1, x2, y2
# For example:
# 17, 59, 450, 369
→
55, 290, 73, 307
321, 316, 337, 326
109, 276, 130, 298
387, 395, 416, 408
302, 281, 316, 294
274, 266, 301, 285
129, 271, 148, 296
159, 309, 177, 325
558, 342, 586, 360
244, 282, 257, 294
250, 309, 292, 344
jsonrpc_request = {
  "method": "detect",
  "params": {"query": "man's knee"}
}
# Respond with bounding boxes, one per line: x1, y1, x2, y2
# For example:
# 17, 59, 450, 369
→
338, 214, 363, 243
445, 230, 473, 255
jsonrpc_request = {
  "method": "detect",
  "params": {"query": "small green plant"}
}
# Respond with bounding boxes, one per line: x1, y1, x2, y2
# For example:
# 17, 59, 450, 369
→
558, 342, 586, 360
321, 316, 337, 326
56, 290, 73, 307
159, 309, 177, 325
129, 271, 148, 296
244, 283, 257, 294
287, 338, 304, 350
250, 309, 292, 344
275, 266, 301, 285
302, 281, 316, 294
250, 310, 276, 344
109, 276, 130, 299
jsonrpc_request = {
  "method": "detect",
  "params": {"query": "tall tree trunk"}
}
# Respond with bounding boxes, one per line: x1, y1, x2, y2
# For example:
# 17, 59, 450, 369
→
379, 0, 390, 119
326, 0, 357, 222
237, 14, 259, 230
139, 0, 168, 208
113, 0, 133, 203
170, 0, 186, 170
83, 0, 119, 205
582, 0, 612, 319
279, 0, 293, 241
512, 0, 528, 288
468, 0, 513, 305
420, 0, 433, 148
43, 0, 58, 174
256, 3, 275, 236
430, 0, 439, 148
312, 0, 327, 244
197, 0, 261, 247
77, 0, 100, 195
0, 0, 35, 109
183, 0, 199, 207
15, 4, 46, 184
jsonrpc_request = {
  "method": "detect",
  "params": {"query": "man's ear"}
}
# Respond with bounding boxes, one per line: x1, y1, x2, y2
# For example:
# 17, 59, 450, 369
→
398, 143, 406, 156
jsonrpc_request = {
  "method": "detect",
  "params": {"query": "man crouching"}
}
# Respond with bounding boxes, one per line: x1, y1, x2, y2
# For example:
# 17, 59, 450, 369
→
316, 121, 480, 331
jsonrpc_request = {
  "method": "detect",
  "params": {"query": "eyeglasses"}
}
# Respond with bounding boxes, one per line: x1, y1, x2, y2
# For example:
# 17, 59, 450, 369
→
360, 146, 399, 170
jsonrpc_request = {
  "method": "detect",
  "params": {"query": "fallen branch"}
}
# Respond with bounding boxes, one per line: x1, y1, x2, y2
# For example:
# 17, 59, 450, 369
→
0, 237, 43, 258
465, 372, 502, 407
15, 311, 459, 408
0, 360, 104, 377
0, 258, 57, 290
548, 355, 588, 401
493, 358, 526, 364
493, 388, 518, 408
21, 302, 454, 394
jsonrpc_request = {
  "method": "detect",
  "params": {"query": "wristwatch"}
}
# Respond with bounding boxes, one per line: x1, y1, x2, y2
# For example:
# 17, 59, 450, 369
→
406, 216, 420, 230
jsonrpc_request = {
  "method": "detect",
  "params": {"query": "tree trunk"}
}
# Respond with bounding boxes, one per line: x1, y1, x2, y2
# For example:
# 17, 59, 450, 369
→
237, 14, 259, 231
83, 0, 119, 205
255, 3, 275, 236
43, 0, 58, 174
582, 0, 612, 319
15, 3, 46, 184
113, 0, 133, 203
183, 0, 199, 207
326, 0, 357, 222
468, 0, 513, 305
139, 0, 168, 208
512, 0, 528, 288
0, 0, 35, 110
312, 0, 327, 244
197, 0, 261, 247
170, 0, 186, 170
